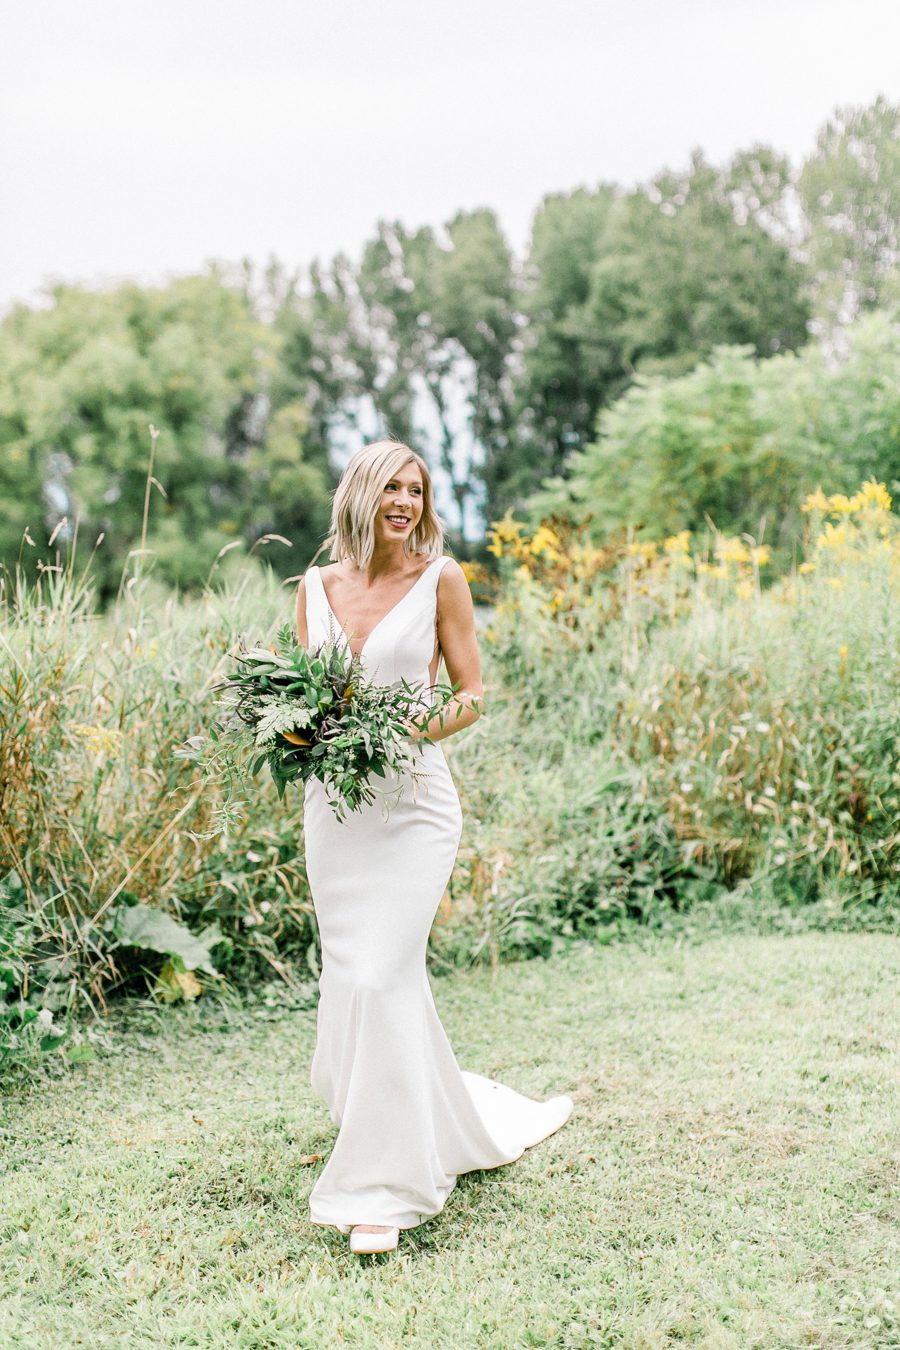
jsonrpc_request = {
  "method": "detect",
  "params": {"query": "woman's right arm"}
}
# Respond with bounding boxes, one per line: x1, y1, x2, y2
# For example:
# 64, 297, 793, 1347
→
295, 575, 308, 649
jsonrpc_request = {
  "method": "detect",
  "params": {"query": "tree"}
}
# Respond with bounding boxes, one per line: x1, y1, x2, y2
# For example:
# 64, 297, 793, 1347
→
404, 209, 517, 535
798, 95, 900, 334
606, 152, 810, 374
0, 274, 330, 597
275, 211, 517, 539
492, 187, 621, 520
491, 155, 810, 520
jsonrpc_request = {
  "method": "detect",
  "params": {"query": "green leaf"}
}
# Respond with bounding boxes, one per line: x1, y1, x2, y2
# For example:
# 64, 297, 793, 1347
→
111, 903, 218, 975
65, 1044, 96, 1064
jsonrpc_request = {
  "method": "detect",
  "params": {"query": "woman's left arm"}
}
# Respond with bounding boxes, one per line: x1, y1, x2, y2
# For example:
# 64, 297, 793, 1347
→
409, 561, 484, 744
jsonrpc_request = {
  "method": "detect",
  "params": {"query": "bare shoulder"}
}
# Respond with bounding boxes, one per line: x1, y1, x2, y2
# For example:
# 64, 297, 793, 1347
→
436, 558, 474, 611
436, 556, 469, 587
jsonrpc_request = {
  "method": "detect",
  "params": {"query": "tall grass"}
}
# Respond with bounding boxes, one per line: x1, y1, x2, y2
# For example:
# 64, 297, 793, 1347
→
0, 545, 316, 1074
447, 482, 900, 963
2, 480, 898, 1076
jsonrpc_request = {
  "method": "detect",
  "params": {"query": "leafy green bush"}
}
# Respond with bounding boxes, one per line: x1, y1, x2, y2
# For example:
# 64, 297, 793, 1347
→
532, 311, 900, 561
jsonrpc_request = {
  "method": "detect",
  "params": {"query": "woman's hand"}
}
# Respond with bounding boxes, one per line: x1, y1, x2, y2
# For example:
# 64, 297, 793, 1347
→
402, 717, 429, 745
402, 690, 483, 746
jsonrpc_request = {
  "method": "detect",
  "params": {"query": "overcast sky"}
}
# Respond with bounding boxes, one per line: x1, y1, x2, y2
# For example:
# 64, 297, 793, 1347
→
1, 0, 897, 312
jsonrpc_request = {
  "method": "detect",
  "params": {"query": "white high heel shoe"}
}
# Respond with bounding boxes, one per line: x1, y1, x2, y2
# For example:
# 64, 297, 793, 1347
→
349, 1225, 400, 1255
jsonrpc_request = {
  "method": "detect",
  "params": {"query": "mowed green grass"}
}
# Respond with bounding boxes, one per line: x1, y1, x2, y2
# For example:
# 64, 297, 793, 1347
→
2, 933, 898, 1349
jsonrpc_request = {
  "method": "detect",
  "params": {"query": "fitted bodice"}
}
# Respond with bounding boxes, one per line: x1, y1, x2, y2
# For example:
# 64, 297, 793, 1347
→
304, 555, 451, 699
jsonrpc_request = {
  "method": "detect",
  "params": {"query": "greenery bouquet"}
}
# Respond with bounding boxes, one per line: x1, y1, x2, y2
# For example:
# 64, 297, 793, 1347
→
180, 623, 459, 831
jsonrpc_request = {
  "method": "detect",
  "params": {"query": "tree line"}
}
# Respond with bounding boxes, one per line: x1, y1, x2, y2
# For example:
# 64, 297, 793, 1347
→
0, 96, 896, 600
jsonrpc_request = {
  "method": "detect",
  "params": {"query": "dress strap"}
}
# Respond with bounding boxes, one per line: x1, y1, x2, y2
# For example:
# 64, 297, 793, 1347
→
427, 555, 453, 588
304, 566, 329, 641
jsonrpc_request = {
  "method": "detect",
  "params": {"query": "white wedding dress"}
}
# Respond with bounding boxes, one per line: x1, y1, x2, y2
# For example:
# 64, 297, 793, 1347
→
302, 553, 574, 1232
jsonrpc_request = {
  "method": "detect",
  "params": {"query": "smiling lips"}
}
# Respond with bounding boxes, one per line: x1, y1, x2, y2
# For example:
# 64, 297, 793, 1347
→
386, 515, 411, 529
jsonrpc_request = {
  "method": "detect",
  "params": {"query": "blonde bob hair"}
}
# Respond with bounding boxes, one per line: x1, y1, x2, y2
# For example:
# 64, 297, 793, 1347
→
326, 440, 445, 567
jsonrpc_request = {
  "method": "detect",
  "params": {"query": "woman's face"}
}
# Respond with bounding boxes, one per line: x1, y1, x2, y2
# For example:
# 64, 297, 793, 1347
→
377, 462, 424, 542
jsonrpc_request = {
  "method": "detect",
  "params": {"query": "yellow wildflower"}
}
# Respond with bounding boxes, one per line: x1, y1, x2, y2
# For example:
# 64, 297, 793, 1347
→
715, 537, 750, 565
827, 493, 854, 514
802, 487, 830, 513
750, 545, 771, 567
528, 525, 563, 561
735, 578, 754, 599
486, 513, 525, 558
626, 540, 658, 563
798, 562, 816, 574
854, 479, 892, 513
70, 723, 123, 756
663, 530, 691, 556
570, 543, 607, 571
816, 521, 848, 552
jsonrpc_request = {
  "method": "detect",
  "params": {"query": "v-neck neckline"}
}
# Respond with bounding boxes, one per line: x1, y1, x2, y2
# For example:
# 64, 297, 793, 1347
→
317, 557, 443, 659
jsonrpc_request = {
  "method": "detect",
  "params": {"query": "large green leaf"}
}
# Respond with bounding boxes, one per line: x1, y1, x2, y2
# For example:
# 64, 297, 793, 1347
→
111, 903, 218, 975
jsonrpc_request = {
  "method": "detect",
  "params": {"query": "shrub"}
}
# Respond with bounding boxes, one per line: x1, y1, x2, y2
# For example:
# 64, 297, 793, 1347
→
451, 480, 899, 957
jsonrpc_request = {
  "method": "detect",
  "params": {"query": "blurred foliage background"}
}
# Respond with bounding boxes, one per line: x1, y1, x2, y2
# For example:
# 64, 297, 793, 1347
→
2, 96, 897, 599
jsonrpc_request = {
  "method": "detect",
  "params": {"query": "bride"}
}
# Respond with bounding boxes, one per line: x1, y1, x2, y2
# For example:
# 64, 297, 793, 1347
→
294, 439, 573, 1255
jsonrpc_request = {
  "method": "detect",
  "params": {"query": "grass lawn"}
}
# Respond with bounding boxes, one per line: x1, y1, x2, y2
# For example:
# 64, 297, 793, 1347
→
1, 932, 898, 1349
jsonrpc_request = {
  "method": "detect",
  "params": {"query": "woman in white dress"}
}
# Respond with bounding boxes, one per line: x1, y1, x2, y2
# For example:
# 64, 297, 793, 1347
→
294, 440, 574, 1255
